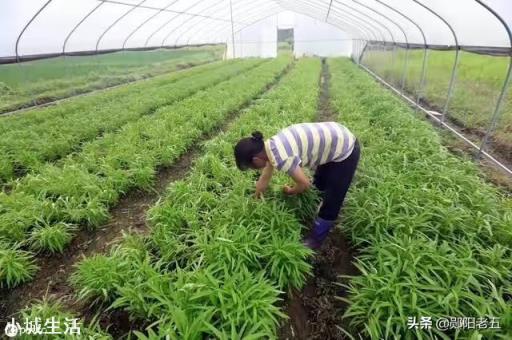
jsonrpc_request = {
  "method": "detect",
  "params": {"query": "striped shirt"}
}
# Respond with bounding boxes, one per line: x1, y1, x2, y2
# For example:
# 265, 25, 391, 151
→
264, 122, 356, 175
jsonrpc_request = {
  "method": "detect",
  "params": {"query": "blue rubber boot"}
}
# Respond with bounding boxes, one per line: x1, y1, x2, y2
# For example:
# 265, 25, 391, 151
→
304, 217, 335, 250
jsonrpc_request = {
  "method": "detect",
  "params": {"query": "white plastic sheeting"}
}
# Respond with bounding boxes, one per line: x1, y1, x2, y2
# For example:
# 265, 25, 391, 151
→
1, 0, 511, 59
293, 13, 352, 57
226, 16, 278, 58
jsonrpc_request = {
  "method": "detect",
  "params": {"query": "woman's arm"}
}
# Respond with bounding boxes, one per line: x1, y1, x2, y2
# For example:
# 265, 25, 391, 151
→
255, 162, 274, 198
283, 166, 311, 195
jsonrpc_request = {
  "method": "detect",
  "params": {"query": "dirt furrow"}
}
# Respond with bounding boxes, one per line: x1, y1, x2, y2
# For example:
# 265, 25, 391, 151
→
278, 58, 359, 340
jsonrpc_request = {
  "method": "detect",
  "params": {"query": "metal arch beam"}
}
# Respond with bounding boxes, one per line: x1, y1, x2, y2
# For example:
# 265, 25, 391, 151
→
175, 0, 268, 46
95, 0, 147, 53
475, 0, 512, 158
331, 0, 393, 42
205, 5, 370, 46
351, 0, 410, 91
160, 0, 214, 47
100, 0, 242, 23
279, 0, 381, 41
326, 0, 334, 21
413, 0, 459, 124
195, 6, 284, 45
280, 1, 372, 40
169, 2, 231, 46
186, 2, 284, 45
190, 1, 285, 42
122, 0, 180, 49
63, 2, 105, 54
309, 0, 388, 42
351, 0, 405, 90
15, 0, 54, 62
204, 0, 371, 43
293, 0, 382, 41
340, 0, 397, 44
161, 0, 242, 47
374, 0, 429, 107
144, 0, 200, 47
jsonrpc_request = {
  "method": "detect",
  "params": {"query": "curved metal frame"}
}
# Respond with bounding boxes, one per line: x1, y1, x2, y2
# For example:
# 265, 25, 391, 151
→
375, 0, 428, 108
95, 0, 147, 53
122, 0, 180, 49
172, 0, 238, 46
352, 0, 408, 92
352, 0, 401, 76
176, 0, 270, 46
160, 0, 214, 47
333, 0, 393, 42
202, 1, 372, 47
200, 2, 371, 50
413, 0, 459, 124
144, 0, 193, 47
15, 0, 54, 61
199, 7, 285, 46
171, 1, 230, 46
63, 2, 104, 54
475, 0, 512, 157
281, 0, 382, 40
193, 1, 291, 43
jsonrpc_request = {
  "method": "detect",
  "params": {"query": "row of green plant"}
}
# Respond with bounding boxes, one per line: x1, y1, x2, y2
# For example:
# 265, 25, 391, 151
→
362, 49, 512, 151
328, 58, 512, 339
0, 46, 225, 113
0, 59, 262, 184
0, 57, 291, 289
69, 59, 322, 339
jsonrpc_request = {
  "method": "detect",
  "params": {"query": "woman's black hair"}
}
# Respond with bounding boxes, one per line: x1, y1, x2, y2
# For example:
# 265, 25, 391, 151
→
234, 131, 264, 170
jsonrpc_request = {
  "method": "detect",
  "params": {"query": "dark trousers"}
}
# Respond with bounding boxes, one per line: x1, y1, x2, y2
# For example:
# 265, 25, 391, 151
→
313, 139, 360, 221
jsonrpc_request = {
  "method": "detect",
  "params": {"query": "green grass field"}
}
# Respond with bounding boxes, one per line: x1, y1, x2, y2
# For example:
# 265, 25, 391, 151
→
362, 49, 512, 154
0, 45, 225, 113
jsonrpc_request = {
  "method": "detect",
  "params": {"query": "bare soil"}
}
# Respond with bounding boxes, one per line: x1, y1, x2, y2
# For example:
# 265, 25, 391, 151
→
278, 229, 358, 340
278, 58, 359, 339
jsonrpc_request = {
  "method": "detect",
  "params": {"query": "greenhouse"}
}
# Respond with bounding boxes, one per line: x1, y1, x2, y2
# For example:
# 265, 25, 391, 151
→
0, 0, 511, 339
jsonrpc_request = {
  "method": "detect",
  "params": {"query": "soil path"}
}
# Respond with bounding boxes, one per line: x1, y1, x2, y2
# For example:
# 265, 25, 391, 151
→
278, 58, 359, 340
0, 62, 294, 334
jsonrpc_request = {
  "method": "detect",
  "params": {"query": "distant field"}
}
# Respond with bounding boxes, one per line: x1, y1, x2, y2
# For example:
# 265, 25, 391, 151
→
0, 45, 225, 113
362, 49, 512, 157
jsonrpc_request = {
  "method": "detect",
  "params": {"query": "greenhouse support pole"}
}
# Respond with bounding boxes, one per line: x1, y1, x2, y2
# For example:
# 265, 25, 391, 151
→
358, 63, 512, 177
286, 0, 384, 42
475, 0, 512, 158
353, 0, 408, 93
14, 0, 54, 106
96, 0, 147, 53
63, 2, 104, 54
229, 0, 236, 58
413, 0, 459, 126
15, 0, 53, 62
375, 0, 428, 109
123, 0, 180, 49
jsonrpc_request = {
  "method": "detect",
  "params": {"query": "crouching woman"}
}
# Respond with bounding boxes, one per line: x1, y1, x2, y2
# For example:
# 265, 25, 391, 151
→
233, 122, 360, 249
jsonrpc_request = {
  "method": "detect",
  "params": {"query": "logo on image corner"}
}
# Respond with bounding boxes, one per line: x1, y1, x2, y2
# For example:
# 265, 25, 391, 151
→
4, 318, 20, 338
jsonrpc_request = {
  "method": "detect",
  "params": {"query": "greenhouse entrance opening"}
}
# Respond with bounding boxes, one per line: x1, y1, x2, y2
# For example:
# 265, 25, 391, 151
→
277, 28, 294, 55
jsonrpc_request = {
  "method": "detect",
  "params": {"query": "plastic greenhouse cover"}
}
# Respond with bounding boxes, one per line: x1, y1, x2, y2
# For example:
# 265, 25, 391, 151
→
1, 0, 511, 60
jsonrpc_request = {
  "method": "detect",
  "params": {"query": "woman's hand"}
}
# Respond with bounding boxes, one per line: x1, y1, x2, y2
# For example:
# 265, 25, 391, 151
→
282, 185, 296, 195
254, 162, 274, 199
283, 167, 311, 195
255, 179, 268, 198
